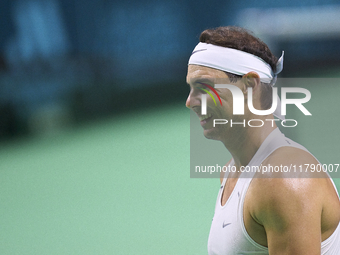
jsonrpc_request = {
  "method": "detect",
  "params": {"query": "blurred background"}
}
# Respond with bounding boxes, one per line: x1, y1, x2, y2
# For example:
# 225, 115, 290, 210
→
0, 0, 339, 254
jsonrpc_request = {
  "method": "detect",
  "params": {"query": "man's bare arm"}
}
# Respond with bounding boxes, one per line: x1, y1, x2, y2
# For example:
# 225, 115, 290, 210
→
255, 178, 323, 254
248, 148, 327, 255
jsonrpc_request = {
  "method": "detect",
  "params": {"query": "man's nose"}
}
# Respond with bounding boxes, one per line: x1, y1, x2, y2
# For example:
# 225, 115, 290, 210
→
186, 91, 201, 110
185, 94, 191, 109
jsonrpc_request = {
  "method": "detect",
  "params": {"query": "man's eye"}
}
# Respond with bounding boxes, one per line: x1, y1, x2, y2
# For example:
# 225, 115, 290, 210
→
198, 87, 208, 93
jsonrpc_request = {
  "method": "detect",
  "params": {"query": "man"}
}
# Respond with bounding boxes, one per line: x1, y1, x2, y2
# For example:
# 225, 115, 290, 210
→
186, 26, 340, 254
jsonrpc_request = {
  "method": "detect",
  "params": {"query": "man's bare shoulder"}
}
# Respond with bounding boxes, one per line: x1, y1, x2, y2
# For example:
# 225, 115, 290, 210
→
245, 174, 328, 253
246, 146, 340, 246
249, 174, 325, 211
250, 146, 332, 204
260, 146, 327, 178
265, 146, 317, 165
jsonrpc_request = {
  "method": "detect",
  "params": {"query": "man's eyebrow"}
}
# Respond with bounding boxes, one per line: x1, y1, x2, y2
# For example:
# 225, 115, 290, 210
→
188, 78, 215, 86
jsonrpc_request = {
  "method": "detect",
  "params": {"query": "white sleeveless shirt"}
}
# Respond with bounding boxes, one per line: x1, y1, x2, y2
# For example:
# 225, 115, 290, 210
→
208, 128, 340, 255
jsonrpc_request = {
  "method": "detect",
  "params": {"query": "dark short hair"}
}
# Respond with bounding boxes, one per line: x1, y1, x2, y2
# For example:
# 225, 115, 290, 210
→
199, 26, 278, 109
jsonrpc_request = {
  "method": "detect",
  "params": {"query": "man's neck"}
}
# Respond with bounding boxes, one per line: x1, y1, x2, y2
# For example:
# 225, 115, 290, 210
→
221, 121, 277, 170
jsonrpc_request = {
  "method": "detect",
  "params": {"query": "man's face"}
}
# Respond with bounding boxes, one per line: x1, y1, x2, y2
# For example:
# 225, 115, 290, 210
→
186, 65, 246, 140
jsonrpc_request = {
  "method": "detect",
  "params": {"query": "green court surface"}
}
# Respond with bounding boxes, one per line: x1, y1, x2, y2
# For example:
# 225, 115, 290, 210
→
0, 102, 339, 255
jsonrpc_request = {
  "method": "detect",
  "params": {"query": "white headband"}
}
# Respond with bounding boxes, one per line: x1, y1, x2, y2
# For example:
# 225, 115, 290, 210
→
188, 42, 284, 83
188, 42, 285, 120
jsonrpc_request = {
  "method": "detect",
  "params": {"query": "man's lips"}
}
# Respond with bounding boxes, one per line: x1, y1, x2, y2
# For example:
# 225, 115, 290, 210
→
198, 113, 212, 121
198, 113, 212, 126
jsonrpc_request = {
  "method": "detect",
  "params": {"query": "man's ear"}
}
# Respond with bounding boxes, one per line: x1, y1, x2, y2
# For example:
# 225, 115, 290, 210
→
242, 71, 261, 89
242, 72, 261, 98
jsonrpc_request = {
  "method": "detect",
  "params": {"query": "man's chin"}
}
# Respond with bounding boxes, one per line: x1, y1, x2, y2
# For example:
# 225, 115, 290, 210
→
203, 128, 221, 141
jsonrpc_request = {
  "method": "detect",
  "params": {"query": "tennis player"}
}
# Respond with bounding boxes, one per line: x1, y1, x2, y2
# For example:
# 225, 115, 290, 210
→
186, 26, 340, 254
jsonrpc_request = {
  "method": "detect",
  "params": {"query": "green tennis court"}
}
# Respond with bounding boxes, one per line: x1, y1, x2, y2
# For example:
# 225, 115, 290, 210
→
0, 101, 339, 254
